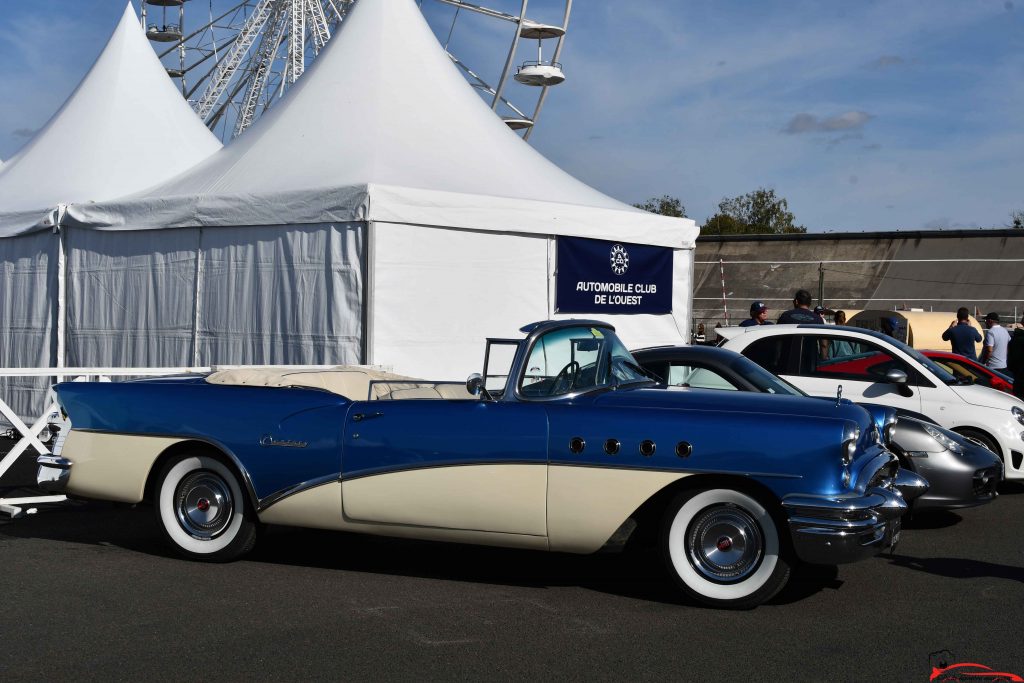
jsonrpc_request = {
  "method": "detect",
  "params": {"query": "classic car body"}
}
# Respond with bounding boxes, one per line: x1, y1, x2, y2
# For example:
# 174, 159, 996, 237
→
40, 320, 926, 608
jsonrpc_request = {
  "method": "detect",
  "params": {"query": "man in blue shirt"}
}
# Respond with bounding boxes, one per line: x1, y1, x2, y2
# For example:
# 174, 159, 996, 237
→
739, 301, 772, 327
941, 307, 983, 359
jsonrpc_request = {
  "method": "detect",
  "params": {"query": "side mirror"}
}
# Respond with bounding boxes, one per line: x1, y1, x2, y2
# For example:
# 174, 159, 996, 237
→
885, 368, 908, 385
885, 368, 914, 397
466, 373, 485, 396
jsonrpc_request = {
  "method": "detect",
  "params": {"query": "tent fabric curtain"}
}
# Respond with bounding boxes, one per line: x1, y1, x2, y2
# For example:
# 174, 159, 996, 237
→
63, 222, 365, 370
198, 223, 364, 366
0, 231, 58, 422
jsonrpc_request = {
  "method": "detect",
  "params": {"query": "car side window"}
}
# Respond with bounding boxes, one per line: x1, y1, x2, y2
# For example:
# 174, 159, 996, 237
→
942, 358, 989, 386
798, 335, 915, 383
742, 337, 797, 375
666, 363, 740, 391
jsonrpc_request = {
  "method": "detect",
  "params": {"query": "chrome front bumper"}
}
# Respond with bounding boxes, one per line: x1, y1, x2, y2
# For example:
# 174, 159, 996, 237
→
36, 455, 72, 493
782, 474, 925, 565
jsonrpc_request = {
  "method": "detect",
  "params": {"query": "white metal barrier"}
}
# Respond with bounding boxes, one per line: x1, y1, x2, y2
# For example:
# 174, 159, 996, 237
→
0, 365, 342, 517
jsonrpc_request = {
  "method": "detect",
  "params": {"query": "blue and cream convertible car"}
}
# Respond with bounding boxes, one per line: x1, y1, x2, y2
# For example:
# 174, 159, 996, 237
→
39, 320, 926, 608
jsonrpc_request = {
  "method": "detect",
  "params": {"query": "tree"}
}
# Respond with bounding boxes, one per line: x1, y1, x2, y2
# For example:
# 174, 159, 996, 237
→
1011, 210, 1024, 229
633, 195, 687, 218
702, 188, 806, 235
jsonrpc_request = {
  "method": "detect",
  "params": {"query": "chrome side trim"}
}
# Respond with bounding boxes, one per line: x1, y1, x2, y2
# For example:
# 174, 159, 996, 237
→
258, 474, 340, 510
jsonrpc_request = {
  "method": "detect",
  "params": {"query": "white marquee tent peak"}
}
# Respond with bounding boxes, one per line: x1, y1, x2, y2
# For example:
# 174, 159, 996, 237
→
0, 2, 220, 227
67, 0, 697, 249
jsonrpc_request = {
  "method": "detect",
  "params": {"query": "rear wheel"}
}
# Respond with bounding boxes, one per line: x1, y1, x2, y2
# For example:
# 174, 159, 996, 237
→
661, 488, 790, 609
155, 454, 257, 561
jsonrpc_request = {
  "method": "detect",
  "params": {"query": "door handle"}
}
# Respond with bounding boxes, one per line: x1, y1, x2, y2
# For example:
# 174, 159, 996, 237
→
352, 411, 384, 422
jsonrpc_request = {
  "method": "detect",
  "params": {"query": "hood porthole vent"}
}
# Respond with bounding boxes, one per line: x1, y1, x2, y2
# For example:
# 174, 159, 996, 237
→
604, 439, 621, 455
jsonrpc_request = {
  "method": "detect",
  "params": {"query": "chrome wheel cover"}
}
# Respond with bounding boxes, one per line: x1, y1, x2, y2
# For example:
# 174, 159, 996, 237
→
686, 503, 764, 583
174, 470, 234, 540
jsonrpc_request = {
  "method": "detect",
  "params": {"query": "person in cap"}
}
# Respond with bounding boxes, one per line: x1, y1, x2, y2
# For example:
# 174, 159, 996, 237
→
941, 307, 983, 360
980, 312, 1011, 372
740, 301, 772, 327
777, 289, 822, 324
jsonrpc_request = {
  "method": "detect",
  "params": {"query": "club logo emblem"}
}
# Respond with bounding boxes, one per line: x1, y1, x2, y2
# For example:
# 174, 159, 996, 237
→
610, 244, 629, 275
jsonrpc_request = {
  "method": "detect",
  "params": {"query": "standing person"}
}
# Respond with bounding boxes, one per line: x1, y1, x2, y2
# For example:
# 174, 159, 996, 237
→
1006, 318, 1024, 399
739, 301, 772, 327
778, 290, 822, 324
829, 310, 856, 358
980, 312, 1011, 373
941, 307, 983, 360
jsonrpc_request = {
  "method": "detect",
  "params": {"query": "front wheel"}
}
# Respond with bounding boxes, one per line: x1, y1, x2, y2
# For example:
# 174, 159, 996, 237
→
661, 488, 791, 609
155, 454, 257, 562
953, 428, 1001, 459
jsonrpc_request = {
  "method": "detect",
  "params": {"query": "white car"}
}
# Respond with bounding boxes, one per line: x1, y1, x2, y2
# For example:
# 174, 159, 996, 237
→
718, 324, 1024, 480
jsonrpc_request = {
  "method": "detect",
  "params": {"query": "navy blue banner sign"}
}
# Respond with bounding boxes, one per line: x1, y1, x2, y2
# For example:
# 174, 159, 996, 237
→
556, 237, 673, 314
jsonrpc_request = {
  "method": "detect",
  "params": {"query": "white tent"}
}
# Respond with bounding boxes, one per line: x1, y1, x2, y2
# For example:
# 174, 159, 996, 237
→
0, 3, 221, 235
60, 0, 699, 380
0, 3, 220, 421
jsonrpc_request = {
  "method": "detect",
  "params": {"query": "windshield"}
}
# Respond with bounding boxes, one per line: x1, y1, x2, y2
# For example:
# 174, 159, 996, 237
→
879, 335, 959, 385
519, 325, 650, 398
728, 354, 806, 396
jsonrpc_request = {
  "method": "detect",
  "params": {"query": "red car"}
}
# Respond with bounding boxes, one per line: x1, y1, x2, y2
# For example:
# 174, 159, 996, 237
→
922, 351, 1014, 394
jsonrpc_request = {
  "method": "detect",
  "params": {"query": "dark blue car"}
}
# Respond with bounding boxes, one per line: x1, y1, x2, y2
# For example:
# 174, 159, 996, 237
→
39, 320, 925, 608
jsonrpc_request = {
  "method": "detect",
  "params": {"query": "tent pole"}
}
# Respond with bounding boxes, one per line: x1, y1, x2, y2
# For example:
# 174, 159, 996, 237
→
55, 214, 67, 380
364, 221, 375, 365
191, 227, 204, 368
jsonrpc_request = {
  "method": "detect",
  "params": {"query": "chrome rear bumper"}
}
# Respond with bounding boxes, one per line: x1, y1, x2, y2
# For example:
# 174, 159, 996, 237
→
36, 455, 72, 493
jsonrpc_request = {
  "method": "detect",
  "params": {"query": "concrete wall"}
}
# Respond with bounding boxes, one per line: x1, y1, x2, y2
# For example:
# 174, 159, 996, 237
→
694, 229, 1024, 329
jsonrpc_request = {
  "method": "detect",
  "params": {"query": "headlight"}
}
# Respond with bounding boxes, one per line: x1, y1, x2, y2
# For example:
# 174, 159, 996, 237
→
841, 423, 860, 466
1012, 406, 1024, 427
922, 422, 963, 454
883, 422, 896, 447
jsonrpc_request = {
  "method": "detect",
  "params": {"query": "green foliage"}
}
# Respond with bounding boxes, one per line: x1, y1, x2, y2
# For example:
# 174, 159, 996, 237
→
702, 188, 807, 235
633, 195, 687, 218
1011, 210, 1024, 229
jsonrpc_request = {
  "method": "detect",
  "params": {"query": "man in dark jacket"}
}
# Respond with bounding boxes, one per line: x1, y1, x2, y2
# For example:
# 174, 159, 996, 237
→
941, 307, 982, 360
1006, 318, 1024, 400
778, 290, 823, 324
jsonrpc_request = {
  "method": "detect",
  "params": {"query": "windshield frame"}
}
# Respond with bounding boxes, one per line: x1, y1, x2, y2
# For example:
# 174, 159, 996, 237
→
513, 323, 654, 402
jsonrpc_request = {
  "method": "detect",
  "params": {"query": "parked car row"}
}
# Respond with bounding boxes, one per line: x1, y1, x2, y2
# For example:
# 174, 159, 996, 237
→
632, 344, 1002, 511
715, 324, 1024, 480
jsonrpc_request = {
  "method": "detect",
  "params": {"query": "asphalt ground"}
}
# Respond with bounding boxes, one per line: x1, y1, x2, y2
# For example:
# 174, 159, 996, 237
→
0, 460, 1022, 681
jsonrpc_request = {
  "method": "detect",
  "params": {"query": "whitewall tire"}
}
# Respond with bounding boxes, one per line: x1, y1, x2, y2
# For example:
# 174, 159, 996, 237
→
662, 488, 790, 609
155, 454, 257, 561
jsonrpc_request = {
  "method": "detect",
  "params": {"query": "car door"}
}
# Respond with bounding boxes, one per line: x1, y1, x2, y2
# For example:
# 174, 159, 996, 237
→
340, 398, 549, 536
744, 333, 924, 414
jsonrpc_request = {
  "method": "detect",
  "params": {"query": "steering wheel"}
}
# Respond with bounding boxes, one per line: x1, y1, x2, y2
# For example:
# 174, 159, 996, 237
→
548, 361, 581, 395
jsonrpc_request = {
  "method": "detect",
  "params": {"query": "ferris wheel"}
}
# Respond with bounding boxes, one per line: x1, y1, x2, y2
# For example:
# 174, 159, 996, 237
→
142, 0, 572, 142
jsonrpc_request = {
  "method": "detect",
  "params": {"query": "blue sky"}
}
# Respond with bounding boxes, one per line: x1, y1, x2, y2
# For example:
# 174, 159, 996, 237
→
1, 1, 1021, 231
